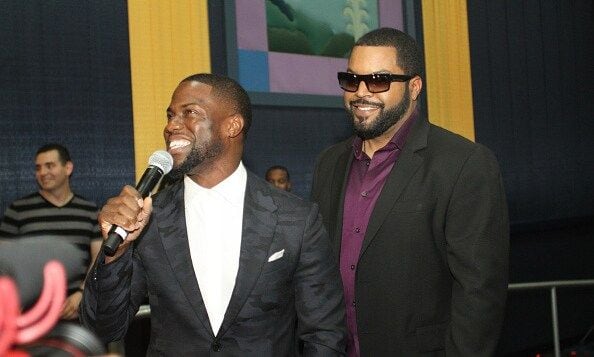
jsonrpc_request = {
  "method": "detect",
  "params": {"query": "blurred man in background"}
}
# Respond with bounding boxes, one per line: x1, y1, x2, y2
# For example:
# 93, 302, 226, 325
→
0, 143, 101, 320
265, 165, 292, 192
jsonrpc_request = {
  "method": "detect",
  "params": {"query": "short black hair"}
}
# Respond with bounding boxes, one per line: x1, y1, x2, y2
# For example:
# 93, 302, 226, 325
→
36, 143, 71, 165
181, 73, 252, 137
265, 165, 290, 181
355, 27, 424, 77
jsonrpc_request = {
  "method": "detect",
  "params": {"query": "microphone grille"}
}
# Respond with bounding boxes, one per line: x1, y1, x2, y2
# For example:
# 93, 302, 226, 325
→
148, 150, 174, 174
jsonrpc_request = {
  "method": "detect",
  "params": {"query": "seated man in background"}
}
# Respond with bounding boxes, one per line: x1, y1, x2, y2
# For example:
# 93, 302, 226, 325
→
265, 165, 292, 192
0, 143, 102, 320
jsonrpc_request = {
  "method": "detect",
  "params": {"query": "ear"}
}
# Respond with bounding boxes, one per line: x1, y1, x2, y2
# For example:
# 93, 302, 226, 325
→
226, 114, 244, 138
65, 161, 74, 176
409, 75, 423, 101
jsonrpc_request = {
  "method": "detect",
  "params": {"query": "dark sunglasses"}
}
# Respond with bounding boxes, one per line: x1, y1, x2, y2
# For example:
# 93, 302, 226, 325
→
337, 72, 415, 93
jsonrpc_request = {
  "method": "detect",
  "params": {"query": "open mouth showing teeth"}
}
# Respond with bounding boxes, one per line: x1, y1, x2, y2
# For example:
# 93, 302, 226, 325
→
168, 140, 190, 150
351, 101, 383, 111
354, 105, 379, 111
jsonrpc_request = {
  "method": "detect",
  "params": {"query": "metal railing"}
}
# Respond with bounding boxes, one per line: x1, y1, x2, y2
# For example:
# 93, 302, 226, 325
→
508, 279, 594, 357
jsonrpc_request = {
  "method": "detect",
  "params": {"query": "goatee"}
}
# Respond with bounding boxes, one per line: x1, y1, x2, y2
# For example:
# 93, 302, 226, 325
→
167, 141, 223, 182
348, 86, 410, 140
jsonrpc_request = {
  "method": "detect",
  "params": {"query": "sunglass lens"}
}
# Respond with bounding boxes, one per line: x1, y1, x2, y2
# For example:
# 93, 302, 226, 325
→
367, 75, 390, 93
338, 73, 396, 93
338, 73, 358, 92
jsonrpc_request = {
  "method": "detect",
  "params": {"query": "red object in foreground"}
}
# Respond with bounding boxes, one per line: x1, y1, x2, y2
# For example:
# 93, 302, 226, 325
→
0, 260, 66, 356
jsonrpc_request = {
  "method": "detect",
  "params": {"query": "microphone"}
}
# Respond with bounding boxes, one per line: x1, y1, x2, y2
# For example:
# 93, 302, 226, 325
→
103, 150, 173, 256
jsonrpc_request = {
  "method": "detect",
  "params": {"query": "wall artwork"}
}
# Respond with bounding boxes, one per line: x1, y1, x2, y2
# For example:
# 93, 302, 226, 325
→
225, 0, 404, 107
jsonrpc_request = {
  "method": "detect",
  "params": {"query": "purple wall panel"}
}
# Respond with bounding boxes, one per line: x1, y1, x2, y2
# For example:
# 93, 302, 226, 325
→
379, 0, 404, 29
236, 1, 268, 50
268, 53, 346, 95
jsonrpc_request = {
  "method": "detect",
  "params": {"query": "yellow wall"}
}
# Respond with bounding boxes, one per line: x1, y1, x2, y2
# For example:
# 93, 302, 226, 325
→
421, 0, 475, 141
127, 0, 211, 180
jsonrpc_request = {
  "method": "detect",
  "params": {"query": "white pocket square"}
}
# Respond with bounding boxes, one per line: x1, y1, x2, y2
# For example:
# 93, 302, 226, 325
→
267, 249, 285, 262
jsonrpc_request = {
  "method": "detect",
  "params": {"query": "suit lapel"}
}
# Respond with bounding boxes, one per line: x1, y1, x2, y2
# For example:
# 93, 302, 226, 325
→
330, 143, 354, 259
217, 173, 277, 336
360, 117, 429, 256
154, 183, 214, 335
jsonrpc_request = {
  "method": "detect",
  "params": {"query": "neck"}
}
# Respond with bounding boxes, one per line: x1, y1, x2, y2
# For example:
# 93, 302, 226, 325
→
187, 157, 242, 189
362, 105, 416, 158
40, 186, 74, 207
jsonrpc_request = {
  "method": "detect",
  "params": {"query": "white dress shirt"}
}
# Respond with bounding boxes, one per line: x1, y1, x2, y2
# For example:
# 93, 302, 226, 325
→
184, 162, 246, 335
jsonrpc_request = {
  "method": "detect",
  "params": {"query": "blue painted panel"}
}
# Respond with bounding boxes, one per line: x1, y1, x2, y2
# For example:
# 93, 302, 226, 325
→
237, 49, 270, 92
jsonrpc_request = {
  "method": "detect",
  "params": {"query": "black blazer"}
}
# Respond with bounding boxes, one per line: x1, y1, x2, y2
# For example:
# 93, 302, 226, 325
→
311, 116, 509, 356
81, 172, 347, 356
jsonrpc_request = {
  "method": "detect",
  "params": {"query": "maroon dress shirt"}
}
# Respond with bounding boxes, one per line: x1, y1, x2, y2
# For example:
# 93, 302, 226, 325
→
340, 111, 418, 357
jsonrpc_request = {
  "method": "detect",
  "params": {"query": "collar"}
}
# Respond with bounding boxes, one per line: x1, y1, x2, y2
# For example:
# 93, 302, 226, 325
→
183, 161, 247, 207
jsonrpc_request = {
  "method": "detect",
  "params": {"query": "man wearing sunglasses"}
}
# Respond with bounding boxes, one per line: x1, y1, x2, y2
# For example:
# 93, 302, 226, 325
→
311, 28, 509, 356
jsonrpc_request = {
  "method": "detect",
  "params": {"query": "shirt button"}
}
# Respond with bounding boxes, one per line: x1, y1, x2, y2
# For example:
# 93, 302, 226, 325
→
212, 342, 221, 352
366, 161, 370, 166
354, 227, 360, 233
350, 264, 355, 270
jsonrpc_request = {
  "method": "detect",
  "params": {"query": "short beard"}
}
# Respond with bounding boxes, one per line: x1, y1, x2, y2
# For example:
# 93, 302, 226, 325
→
348, 86, 411, 140
166, 140, 223, 182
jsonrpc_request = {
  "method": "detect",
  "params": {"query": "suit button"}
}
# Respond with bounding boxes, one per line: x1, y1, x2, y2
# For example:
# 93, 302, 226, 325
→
212, 342, 221, 352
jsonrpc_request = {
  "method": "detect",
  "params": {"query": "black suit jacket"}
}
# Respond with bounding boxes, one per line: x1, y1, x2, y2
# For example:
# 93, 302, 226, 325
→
311, 116, 509, 356
81, 172, 346, 356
